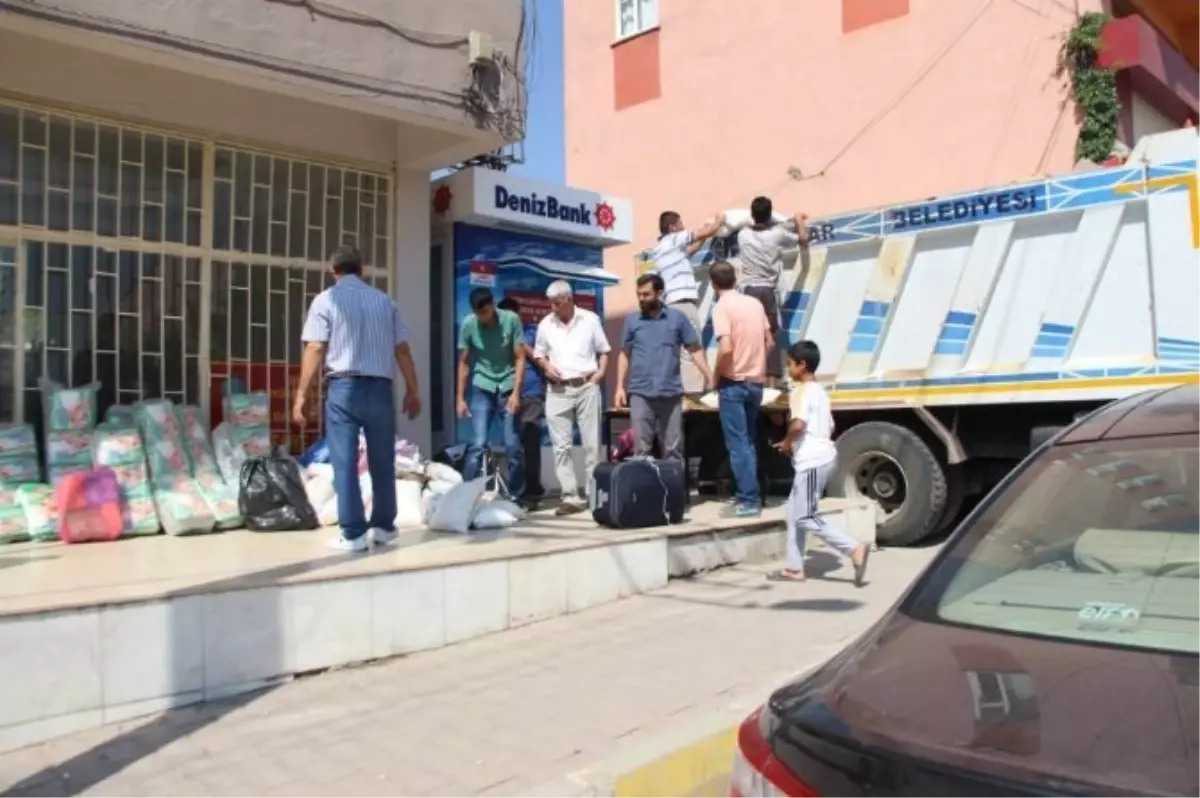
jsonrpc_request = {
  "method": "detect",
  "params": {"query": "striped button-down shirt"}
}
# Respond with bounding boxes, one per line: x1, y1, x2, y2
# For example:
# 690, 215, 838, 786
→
301, 274, 407, 380
650, 230, 699, 304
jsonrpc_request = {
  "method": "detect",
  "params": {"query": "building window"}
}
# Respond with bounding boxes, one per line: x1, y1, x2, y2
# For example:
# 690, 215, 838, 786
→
0, 102, 207, 433
0, 100, 393, 453
209, 145, 391, 451
615, 0, 659, 41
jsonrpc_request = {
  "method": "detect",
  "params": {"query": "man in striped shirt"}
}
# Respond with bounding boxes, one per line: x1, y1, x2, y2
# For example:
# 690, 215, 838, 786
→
651, 210, 724, 396
294, 244, 421, 552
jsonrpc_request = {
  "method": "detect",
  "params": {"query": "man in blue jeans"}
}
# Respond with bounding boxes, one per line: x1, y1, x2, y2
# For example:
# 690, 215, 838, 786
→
709, 261, 771, 517
456, 288, 526, 494
293, 244, 421, 552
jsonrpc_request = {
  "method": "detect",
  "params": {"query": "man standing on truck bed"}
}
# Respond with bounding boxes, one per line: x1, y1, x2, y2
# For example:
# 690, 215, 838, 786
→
738, 196, 810, 387
651, 209, 725, 399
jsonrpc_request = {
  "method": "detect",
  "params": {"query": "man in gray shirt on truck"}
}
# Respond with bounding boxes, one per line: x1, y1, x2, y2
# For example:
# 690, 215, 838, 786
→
737, 196, 810, 386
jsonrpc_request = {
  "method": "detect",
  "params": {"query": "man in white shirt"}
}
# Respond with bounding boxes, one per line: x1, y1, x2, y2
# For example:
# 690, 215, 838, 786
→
650, 210, 724, 397
771, 340, 870, 586
534, 280, 611, 515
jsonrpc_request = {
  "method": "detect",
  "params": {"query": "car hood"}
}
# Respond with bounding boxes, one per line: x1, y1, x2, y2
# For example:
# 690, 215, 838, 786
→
769, 614, 1199, 796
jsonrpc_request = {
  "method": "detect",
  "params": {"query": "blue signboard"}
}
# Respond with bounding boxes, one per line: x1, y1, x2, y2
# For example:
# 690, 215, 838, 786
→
452, 223, 616, 448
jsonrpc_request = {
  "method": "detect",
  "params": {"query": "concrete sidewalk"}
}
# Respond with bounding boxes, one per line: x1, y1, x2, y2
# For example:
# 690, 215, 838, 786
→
0, 546, 939, 797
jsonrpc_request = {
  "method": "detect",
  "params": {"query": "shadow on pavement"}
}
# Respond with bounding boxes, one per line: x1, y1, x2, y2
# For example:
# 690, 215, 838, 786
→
768, 597, 864, 612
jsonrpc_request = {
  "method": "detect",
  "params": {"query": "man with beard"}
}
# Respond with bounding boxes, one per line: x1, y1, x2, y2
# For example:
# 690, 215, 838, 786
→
614, 273, 713, 459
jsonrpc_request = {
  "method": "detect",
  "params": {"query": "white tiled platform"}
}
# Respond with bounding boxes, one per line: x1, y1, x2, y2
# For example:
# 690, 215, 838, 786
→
0, 497, 873, 754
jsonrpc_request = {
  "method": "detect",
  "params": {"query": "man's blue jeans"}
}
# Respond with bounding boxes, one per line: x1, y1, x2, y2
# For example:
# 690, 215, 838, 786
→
326, 376, 396, 541
718, 379, 764, 507
464, 388, 524, 496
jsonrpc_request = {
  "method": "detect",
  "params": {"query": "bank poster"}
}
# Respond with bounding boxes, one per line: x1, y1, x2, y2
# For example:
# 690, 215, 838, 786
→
452, 222, 615, 448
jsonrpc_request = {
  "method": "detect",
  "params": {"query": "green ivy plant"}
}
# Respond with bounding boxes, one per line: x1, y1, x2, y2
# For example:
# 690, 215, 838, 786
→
1058, 11, 1120, 163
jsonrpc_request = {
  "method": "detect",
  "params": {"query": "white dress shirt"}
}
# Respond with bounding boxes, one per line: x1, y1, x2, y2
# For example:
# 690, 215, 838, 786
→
534, 306, 611, 380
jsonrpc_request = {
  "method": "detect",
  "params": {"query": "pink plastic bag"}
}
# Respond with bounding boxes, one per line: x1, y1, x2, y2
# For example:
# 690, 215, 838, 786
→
56, 467, 125, 544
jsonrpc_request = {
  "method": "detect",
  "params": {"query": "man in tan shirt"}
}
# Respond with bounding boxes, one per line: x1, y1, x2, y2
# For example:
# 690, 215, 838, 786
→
710, 261, 771, 517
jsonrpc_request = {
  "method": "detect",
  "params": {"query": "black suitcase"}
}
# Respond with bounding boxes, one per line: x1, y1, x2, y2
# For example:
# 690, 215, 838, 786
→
590, 458, 686, 528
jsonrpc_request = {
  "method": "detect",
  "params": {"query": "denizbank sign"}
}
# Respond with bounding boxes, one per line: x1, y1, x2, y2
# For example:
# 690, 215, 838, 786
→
493, 185, 617, 232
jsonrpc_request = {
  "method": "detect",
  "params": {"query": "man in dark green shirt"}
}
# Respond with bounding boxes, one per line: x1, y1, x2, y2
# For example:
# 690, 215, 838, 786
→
456, 288, 526, 491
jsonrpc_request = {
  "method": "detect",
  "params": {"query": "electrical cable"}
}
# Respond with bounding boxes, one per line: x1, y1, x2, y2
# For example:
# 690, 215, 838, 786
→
0, 0, 465, 107
259, 0, 471, 49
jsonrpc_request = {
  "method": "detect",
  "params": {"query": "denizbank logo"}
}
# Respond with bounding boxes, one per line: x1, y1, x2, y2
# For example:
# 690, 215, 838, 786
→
494, 186, 617, 232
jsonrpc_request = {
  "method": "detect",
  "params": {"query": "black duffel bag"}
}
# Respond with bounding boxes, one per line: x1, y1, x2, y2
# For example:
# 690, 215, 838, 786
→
238, 456, 320, 532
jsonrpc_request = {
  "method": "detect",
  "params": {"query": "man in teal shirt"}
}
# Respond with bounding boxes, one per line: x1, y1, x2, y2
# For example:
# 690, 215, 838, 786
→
456, 288, 526, 490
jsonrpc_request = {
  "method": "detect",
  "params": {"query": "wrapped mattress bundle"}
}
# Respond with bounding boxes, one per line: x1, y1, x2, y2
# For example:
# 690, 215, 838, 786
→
45, 430, 94, 487
223, 392, 270, 427
212, 422, 272, 484
92, 426, 161, 536
176, 405, 221, 475
17, 483, 59, 542
192, 470, 243, 529
0, 423, 41, 543
151, 474, 216, 536
41, 379, 99, 432
135, 399, 193, 482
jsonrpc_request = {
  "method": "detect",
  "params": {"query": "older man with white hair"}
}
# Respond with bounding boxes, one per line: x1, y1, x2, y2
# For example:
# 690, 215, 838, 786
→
534, 280, 611, 515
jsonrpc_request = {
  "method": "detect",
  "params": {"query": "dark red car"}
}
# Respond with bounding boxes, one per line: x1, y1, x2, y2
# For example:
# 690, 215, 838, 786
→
732, 384, 1199, 796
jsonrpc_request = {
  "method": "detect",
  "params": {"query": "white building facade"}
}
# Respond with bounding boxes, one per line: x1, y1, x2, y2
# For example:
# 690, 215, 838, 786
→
0, 0, 525, 454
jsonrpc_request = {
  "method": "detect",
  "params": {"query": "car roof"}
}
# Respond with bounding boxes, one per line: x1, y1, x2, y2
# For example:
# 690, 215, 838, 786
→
1058, 383, 1199, 444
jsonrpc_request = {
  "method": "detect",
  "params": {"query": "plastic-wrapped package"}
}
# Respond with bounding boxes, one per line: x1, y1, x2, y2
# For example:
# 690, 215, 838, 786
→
134, 399, 182, 440
92, 428, 145, 467
176, 405, 220, 475
191, 471, 243, 529
318, 494, 339, 526
152, 476, 217, 536
304, 469, 335, 511
0, 484, 28, 544
0, 509, 27, 543
425, 462, 464, 486
0, 455, 40, 484
0, 423, 37, 456
223, 392, 270, 426
104, 405, 138, 428
49, 463, 92, 487
18, 483, 59, 542
45, 430, 93, 470
471, 498, 526, 530
420, 488, 440, 525
145, 436, 191, 481
56, 467, 125, 543
122, 495, 161, 536
41, 379, 100, 432
395, 478, 424, 528
233, 424, 273, 458
212, 423, 247, 484
91, 427, 160, 536
427, 478, 488, 534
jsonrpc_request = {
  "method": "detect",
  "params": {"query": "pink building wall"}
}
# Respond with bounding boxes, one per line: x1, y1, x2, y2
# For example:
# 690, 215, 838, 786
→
565, 0, 1103, 318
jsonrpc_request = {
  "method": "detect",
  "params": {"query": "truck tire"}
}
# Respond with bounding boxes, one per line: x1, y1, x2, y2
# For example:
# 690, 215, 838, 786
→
829, 421, 948, 547
934, 465, 967, 536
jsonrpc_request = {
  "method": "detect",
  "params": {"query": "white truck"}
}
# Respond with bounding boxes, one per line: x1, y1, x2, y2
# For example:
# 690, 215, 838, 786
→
664, 128, 1199, 545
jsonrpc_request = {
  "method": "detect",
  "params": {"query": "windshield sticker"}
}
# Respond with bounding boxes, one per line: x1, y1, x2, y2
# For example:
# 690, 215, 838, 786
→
1078, 601, 1141, 633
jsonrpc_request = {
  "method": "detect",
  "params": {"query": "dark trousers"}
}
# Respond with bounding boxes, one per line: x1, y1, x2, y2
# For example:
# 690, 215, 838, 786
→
630, 394, 683, 460
743, 284, 783, 378
519, 395, 545, 498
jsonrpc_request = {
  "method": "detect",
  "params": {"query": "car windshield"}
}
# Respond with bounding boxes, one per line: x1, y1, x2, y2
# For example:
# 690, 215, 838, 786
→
911, 434, 1199, 654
